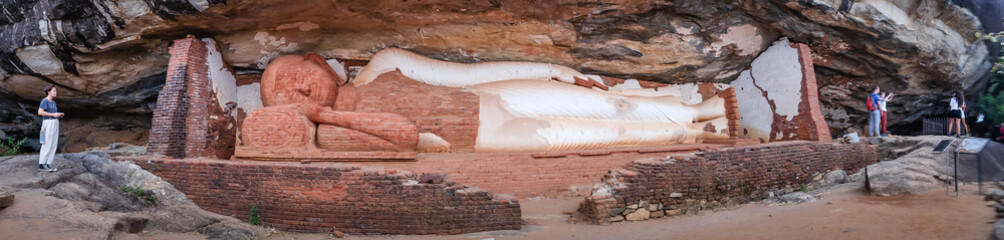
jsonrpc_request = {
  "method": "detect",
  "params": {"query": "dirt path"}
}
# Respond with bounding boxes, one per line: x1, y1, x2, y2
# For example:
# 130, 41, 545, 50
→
264, 183, 993, 240
2, 181, 991, 239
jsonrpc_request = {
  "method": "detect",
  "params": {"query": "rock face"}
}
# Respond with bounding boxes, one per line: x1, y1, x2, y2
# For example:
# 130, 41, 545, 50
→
1, 0, 1002, 149
861, 135, 1004, 195
0, 152, 263, 239
778, 192, 818, 203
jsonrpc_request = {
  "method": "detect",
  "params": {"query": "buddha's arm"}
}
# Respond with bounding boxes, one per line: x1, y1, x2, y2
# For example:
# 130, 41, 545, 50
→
297, 104, 419, 149
354, 48, 597, 88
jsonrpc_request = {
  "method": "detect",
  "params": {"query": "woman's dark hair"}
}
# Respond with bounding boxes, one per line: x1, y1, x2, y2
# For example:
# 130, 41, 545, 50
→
955, 90, 965, 104
43, 84, 55, 95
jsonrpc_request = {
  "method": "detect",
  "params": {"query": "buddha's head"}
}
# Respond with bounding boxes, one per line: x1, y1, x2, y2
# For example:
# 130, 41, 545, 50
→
260, 53, 343, 107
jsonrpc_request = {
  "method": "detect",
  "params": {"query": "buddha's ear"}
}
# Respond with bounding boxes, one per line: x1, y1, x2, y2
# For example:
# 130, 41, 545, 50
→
304, 52, 346, 86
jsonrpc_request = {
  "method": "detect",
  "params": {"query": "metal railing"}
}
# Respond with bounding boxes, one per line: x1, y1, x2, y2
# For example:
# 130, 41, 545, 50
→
923, 117, 949, 135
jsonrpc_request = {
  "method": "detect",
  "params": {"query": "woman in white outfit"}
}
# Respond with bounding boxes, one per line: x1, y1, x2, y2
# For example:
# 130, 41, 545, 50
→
37, 85, 64, 172
947, 90, 964, 137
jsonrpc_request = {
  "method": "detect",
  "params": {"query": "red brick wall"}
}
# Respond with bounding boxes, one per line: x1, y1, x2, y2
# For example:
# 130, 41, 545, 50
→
148, 37, 205, 158
793, 43, 832, 142
147, 36, 235, 159
578, 141, 877, 223
755, 42, 831, 142
336, 71, 480, 152
123, 158, 522, 234
235, 74, 261, 86
183, 39, 210, 158
354, 144, 714, 197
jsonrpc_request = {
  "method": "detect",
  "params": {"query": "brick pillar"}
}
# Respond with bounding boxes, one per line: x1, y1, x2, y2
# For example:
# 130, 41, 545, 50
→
792, 43, 832, 142
147, 36, 210, 158
184, 39, 210, 157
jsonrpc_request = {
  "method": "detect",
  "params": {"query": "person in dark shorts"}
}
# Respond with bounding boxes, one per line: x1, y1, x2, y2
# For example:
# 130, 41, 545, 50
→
947, 90, 964, 137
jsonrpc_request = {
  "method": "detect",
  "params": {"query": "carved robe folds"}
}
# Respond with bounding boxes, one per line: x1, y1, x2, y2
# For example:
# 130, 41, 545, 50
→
240, 53, 418, 153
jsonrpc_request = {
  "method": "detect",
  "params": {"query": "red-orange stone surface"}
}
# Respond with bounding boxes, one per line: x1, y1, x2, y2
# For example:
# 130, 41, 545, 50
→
317, 125, 398, 151
241, 105, 316, 149
337, 71, 480, 152
260, 53, 341, 107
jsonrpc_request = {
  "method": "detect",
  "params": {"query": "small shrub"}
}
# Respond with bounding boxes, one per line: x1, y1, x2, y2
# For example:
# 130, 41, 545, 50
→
248, 204, 261, 226
0, 137, 26, 156
800, 184, 808, 193
118, 185, 156, 203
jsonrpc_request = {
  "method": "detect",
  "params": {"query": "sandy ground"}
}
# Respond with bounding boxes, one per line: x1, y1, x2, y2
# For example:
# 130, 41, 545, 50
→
263, 183, 994, 240
1, 182, 992, 239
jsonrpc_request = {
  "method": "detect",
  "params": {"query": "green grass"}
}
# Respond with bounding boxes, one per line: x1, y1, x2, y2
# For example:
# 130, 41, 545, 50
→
0, 137, 25, 156
118, 185, 156, 203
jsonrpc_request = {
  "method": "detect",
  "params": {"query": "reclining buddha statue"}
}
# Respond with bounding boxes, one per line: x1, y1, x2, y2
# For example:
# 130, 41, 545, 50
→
238, 48, 734, 156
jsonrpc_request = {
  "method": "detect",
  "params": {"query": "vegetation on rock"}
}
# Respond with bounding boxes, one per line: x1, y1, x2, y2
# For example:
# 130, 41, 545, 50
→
977, 31, 1004, 126
118, 185, 156, 203
0, 137, 25, 156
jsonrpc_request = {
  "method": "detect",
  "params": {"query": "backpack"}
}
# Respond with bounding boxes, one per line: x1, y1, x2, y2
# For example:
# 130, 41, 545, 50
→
866, 96, 875, 111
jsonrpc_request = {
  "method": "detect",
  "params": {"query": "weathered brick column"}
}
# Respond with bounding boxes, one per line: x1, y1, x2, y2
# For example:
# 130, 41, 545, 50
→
147, 36, 210, 158
792, 43, 832, 142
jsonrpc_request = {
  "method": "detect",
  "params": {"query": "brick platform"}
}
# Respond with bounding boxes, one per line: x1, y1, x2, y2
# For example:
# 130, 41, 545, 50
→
578, 141, 877, 223
353, 144, 717, 198
119, 157, 521, 234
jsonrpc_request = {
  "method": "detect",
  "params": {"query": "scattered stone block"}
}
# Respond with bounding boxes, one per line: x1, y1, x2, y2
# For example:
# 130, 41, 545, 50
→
625, 208, 650, 221
650, 210, 664, 218
665, 209, 682, 216
609, 216, 624, 222
0, 189, 13, 208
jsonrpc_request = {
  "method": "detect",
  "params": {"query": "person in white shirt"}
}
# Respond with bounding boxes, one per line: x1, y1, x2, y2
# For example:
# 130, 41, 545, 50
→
947, 90, 965, 137
879, 92, 893, 136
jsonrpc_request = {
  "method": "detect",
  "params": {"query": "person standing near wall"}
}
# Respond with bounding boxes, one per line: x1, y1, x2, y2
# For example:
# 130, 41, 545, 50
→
947, 90, 964, 137
879, 92, 894, 136
37, 85, 64, 172
867, 86, 882, 137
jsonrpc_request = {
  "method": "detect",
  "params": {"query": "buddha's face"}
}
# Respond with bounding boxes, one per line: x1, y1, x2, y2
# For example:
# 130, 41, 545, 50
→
260, 54, 339, 107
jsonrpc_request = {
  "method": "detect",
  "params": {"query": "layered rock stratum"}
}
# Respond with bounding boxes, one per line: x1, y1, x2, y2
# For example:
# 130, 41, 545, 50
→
1, 0, 1002, 150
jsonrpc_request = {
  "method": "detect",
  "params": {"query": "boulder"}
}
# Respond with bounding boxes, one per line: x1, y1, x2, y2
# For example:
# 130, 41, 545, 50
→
994, 219, 1004, 240
778, 192, 817, 203
822, 170, 849, 186
0, 188, 13, 208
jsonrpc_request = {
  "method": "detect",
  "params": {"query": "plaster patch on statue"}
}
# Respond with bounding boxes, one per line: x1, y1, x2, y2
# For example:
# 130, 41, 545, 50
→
277, 22, 320, 31
731, 70, 772, 142
749, 38, 802, 120
203, 38, 238, 117
711, 24, 762, 56
237, 83, 264, 114
678, 83, 703, 105
608, 81, 683, 98
326, 59, 348, 82
473, 91, 550, 152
